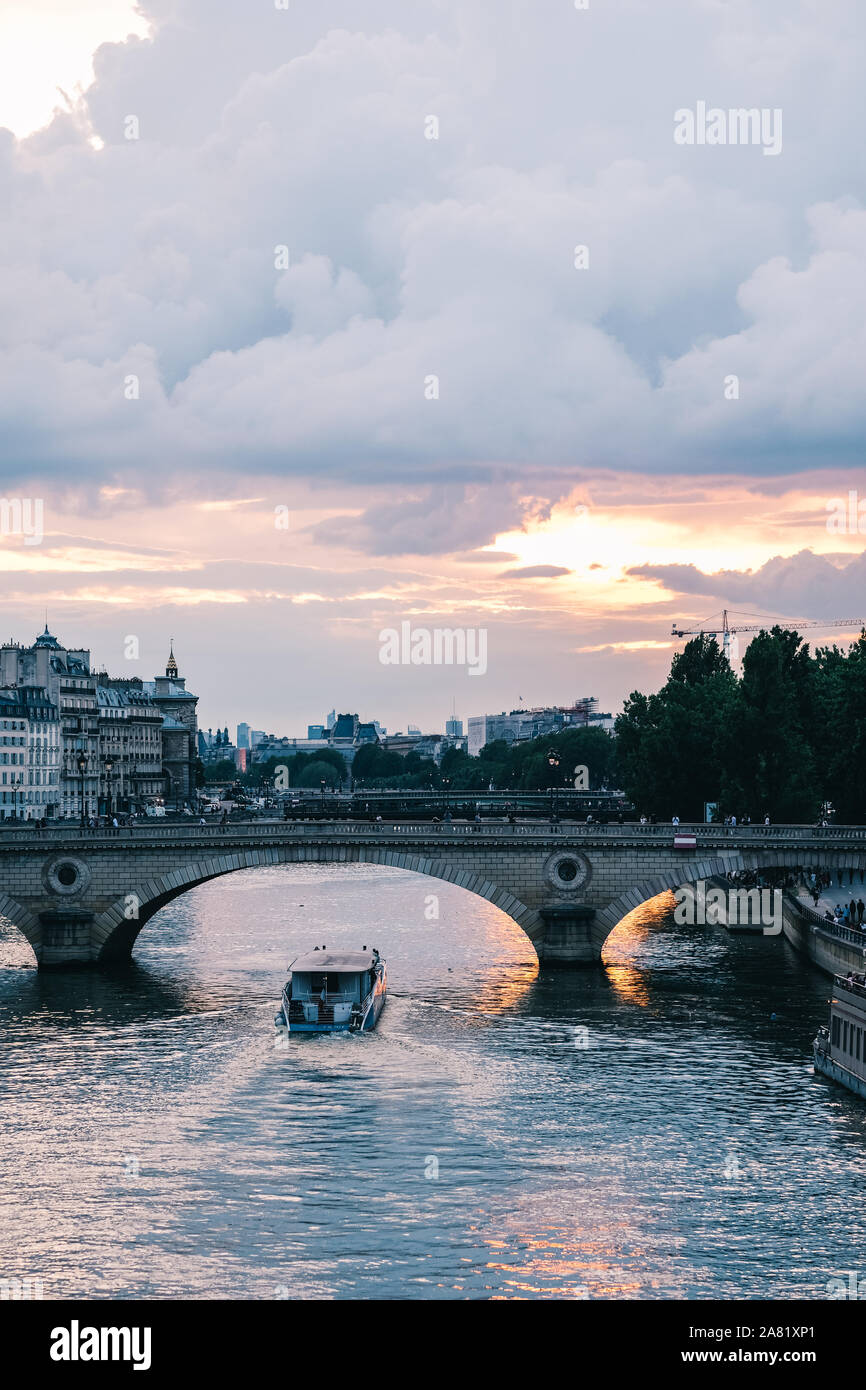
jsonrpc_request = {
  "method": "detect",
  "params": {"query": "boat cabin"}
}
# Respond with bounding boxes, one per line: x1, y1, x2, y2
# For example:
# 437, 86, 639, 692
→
826, 974, 866, 1077
814, 972, 866, 1099
284, 949, 379, 1028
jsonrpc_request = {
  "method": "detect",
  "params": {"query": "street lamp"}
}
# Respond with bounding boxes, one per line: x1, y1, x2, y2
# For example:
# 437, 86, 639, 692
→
320, 778, 326, 814
104, 756, 115, 818
76, 751, 88, 829
11, 775, 23, 822
547, 750, 560, 817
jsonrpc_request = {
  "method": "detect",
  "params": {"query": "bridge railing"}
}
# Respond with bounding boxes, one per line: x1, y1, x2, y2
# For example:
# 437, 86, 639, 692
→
4, 819, 866, 847
785, 893, 866, 949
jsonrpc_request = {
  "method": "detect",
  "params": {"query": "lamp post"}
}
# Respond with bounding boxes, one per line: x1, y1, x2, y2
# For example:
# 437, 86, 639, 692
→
77, 751, 88, 829
547, 750, 560, 817
104, 756, 115, 818
320, 778, 326, 814
11, 775, 23, 822
442, 777, 451, 814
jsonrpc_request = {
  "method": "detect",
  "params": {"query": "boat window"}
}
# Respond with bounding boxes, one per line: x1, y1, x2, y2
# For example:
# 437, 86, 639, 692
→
307, 973, 350, 994
832, 1016, 841, 1047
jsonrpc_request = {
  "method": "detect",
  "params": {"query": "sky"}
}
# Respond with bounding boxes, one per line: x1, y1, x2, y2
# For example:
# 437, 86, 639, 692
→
0, 0, 864, 736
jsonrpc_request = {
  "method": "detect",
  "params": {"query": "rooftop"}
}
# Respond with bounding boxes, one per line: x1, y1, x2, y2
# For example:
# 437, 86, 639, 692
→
34, 624, 62, 650
289, 950, 378, 973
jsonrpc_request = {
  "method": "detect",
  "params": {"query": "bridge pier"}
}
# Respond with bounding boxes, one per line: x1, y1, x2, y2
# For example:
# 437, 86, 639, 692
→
537, 904, 600, 967
38, 909, 96, 968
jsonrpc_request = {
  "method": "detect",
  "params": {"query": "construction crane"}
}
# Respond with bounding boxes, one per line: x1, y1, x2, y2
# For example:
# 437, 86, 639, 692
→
670, 609, 866, 664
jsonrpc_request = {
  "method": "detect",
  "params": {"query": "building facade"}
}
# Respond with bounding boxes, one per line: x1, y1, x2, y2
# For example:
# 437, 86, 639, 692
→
0, 685, 61, 820
95, 683, 164, 812
0, 629, 198, 817
467, 701, 614, 757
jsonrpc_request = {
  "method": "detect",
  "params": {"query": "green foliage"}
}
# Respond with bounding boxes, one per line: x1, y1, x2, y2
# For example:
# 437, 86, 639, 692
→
813, 634, 866, 823
616, 634, 737, 820
296, 759, 343, 789
352, 743, 409, 782
615, 628, 862, 822
239, 749, 346, 788
439, 725, 617, 793
203, 758, 238, 783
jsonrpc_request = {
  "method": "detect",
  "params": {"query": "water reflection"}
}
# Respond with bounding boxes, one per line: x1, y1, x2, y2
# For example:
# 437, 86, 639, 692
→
2, 862, 866, 1300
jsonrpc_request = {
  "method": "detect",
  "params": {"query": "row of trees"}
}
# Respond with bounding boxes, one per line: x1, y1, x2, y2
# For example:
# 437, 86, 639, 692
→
615, 629, 866, 823
201, 748, 348, 791
199, 725, 617, 795
438, 725, 617, 792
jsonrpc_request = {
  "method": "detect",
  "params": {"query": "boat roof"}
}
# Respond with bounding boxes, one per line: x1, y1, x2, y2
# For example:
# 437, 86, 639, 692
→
289, 950, 377, 973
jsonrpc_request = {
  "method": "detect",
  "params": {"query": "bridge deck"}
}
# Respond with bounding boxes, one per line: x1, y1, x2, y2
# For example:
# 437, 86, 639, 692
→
1, 819, 866, 850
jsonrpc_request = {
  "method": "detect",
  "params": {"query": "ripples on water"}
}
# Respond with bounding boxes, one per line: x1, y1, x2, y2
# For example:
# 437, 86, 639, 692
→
2, 863, 866, 1300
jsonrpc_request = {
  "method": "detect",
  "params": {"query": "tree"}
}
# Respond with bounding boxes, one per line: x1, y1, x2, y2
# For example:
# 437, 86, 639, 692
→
722, 628, 818, 822
812, 633, 866, 822
297, 759, 342, 789
351, 744, 405, 782
615, 635, 737, 819
204, 758, 237, 783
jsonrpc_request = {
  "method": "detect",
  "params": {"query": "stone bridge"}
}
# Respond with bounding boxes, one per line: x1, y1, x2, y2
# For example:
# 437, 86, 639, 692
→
2, 819, 866, 969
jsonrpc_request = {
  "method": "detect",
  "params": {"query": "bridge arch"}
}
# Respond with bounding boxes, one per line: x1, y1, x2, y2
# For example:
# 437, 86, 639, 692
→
591, 848, 859, 956
0, 891, 42, 962
91, 844, 544, 962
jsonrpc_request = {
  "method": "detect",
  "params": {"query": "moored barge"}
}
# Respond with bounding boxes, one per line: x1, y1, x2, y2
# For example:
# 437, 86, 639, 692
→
813, 972, 866, 1100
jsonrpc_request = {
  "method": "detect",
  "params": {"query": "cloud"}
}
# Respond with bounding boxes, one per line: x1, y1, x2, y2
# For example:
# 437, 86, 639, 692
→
629, 549, 866, 621
453, 550, 520, 563
499, 565, 572, 579
309, 485, 531, 556
0, 0, 863, 556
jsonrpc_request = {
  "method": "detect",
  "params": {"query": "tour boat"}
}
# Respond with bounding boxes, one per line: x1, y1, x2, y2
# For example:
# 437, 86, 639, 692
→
813, 973, 866, 1100
274, 946, 387, 1034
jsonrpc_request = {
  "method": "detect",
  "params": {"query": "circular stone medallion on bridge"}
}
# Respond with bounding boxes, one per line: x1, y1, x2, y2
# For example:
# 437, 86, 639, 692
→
543, 849, 591, 895
43, 856, 92, 898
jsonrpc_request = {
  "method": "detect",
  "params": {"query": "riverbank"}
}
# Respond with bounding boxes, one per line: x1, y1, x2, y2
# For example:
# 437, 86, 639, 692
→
783, 895, 866, 977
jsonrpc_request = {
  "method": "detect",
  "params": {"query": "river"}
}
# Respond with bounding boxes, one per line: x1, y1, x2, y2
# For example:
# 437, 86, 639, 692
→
2, 862, 865, 1300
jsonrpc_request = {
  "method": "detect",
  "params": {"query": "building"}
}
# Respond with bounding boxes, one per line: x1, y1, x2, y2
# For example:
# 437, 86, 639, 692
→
138, 646, 199, 807
467, 701, 614, 757
95, 682, 163, 813
0, 629, 199, 816
445, 716, 463, 738
0, 686, 61, 819
250, 712, 387, 779
1, 625, 101, 818
237, 722, 250, 750
200, 728, 235, 763
378, 730, 465, 766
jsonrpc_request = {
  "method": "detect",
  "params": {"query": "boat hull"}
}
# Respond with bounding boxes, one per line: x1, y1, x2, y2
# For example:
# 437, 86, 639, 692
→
285, 991, 387, 1034
813, 1043, 866, 1101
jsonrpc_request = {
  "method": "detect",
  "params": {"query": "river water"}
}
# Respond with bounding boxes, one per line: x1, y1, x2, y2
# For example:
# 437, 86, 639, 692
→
1, 862, 865, 1301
